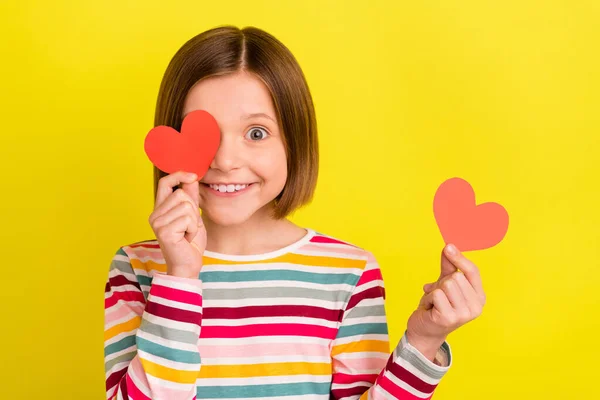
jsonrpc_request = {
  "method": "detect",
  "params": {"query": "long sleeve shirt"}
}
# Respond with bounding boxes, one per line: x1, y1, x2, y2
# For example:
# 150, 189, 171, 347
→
104, 229, 452, 399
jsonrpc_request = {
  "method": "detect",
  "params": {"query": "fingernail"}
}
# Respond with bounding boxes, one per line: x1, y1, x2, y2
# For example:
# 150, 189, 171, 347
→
446, 244, 457, 255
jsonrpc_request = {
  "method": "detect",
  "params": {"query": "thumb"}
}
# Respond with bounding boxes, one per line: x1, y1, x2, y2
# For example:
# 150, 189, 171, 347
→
439, 245, 458, 280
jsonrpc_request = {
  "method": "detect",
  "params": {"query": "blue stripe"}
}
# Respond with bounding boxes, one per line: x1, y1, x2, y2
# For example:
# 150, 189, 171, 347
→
200, 269, 358, 285
136, 336, 200, 364
336, 323, 388, 339
197, 382, 331, 398
105, 335, 136, 356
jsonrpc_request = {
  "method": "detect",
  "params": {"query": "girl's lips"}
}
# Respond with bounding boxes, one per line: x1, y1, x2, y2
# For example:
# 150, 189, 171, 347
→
202, 182, 255, 197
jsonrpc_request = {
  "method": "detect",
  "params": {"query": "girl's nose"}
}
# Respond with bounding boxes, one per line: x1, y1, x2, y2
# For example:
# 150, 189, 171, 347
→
210, 134, 243, 172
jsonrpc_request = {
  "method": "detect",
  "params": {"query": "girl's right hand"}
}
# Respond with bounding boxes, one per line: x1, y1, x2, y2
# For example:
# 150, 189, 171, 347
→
148, 171, 206, 279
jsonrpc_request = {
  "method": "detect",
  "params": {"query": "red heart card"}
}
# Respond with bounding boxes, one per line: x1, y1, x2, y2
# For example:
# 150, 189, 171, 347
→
144, 110, 220, 179
434, 177, 509, 252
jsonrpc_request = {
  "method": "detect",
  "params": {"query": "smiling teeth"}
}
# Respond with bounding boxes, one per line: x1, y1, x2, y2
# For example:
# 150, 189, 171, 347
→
209, 184, 248, 193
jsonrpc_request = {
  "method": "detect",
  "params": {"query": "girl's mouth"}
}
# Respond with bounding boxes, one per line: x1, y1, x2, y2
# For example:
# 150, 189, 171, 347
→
202, 182, 255, 196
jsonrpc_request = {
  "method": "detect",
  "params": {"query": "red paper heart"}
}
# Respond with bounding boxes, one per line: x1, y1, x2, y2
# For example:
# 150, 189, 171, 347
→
144, 110, 220, 179
433, 177, 509, 252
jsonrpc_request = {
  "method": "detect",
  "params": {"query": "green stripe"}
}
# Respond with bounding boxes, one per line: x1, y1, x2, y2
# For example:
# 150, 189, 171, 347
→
140, 319, 199, 345
136, 336, 200, 364
105, 335, 136, 356
199, 269, 358, 285
105, 350, 136, 372
203, 286, 351, 302
196, 382, 331, 398
336, 323, 388, 339
138, 275, 151, 287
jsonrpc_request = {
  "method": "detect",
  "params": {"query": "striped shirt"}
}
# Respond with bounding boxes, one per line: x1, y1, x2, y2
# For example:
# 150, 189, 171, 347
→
104, 229, 452, 399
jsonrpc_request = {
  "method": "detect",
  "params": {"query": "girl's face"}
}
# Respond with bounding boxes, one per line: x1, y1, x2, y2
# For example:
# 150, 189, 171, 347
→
182, 70, 288, 226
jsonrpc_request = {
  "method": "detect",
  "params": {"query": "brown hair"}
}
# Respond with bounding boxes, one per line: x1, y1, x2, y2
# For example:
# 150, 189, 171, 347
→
152, 26, 319, 219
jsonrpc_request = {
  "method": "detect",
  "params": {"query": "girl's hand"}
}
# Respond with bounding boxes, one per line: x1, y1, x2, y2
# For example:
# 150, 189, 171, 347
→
148, 171, 206, 279
406, 244, 486, 362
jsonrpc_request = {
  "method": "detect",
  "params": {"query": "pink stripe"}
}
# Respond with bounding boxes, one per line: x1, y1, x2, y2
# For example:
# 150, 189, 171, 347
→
199, 342, 329, 358
105, 303, 144, 328
130, 249, 163, 261
149, 283, 202, 306
301, 243, 367, 257
357, 268, 383, 287
202, 324, 337, 340
310, 235, 357, 247
334, 355, 388, 372
125, 368, 151, 400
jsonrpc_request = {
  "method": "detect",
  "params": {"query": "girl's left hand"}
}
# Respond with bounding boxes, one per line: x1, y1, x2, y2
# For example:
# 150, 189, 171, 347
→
406, 244, 486, 362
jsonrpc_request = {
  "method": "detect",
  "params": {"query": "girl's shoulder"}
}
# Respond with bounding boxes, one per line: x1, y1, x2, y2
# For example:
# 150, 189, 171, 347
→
300, 229, 377, 264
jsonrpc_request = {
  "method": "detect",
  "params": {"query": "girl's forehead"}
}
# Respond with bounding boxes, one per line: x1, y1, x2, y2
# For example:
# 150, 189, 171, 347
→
183, 72, 277, 123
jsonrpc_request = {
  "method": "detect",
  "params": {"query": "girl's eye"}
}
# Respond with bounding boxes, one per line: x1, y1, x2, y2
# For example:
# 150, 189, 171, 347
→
245, 127, 268, 141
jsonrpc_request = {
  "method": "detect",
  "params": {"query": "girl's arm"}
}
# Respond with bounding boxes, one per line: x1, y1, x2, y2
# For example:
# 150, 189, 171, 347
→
104, 247, 203, 399
330, 252, 451, 399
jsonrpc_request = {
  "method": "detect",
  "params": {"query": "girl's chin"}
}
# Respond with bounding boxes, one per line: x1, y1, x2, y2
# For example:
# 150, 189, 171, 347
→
202, 205, 272, 227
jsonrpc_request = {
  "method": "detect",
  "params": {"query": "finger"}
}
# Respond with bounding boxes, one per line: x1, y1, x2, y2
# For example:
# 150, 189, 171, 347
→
150, 189, 199, 226
440, 248, 458, 280
441, 277, 468, 312
152, 200, 199, 231
453, 271, 484, 316
443, 244, 485, 301
429, 288, 456, 328
423, 282, 436, 294
180, 180, 200, 209
159, 214, 197, 243
155, 171, 198, 208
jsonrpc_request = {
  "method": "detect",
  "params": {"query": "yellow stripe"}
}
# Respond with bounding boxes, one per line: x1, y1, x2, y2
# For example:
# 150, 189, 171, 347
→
203, 253, 366, 269
198, 362, 331, 378
331, 340, 390, 356
130, 258, 167, 274
104, 316, 141, 341
140, 358, 200, 383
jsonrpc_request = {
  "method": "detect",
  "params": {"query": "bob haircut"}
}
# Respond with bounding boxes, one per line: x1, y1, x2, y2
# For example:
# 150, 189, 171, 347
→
152, 25, 319, 219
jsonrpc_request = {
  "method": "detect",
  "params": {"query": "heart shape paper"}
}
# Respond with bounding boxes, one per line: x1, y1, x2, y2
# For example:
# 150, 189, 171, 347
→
144, 110, 220, 178
434, 177, 509, 252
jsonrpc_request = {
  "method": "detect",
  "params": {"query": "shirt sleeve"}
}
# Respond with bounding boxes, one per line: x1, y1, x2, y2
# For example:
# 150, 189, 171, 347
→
330, 252, 452, 400
104, 247, 204, 400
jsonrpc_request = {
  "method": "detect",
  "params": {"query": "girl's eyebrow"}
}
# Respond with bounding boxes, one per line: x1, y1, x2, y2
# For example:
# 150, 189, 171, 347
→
242, 112, 276, 122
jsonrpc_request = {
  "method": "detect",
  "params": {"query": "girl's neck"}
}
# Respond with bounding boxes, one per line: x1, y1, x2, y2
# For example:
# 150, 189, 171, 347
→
201, 206, 307, 256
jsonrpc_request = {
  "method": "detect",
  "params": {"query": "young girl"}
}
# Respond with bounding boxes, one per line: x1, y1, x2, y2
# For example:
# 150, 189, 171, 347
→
104, 26, 486, 400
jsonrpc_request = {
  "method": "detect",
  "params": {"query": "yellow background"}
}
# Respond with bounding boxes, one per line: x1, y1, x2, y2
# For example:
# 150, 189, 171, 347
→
1, 0, 598, 398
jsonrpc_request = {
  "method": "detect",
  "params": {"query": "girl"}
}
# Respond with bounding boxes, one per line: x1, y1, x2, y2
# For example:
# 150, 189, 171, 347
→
104, 26, 486, 400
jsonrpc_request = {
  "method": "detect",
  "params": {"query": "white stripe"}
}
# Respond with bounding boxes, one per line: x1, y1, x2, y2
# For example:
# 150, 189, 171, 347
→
372, 384, 397, 400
